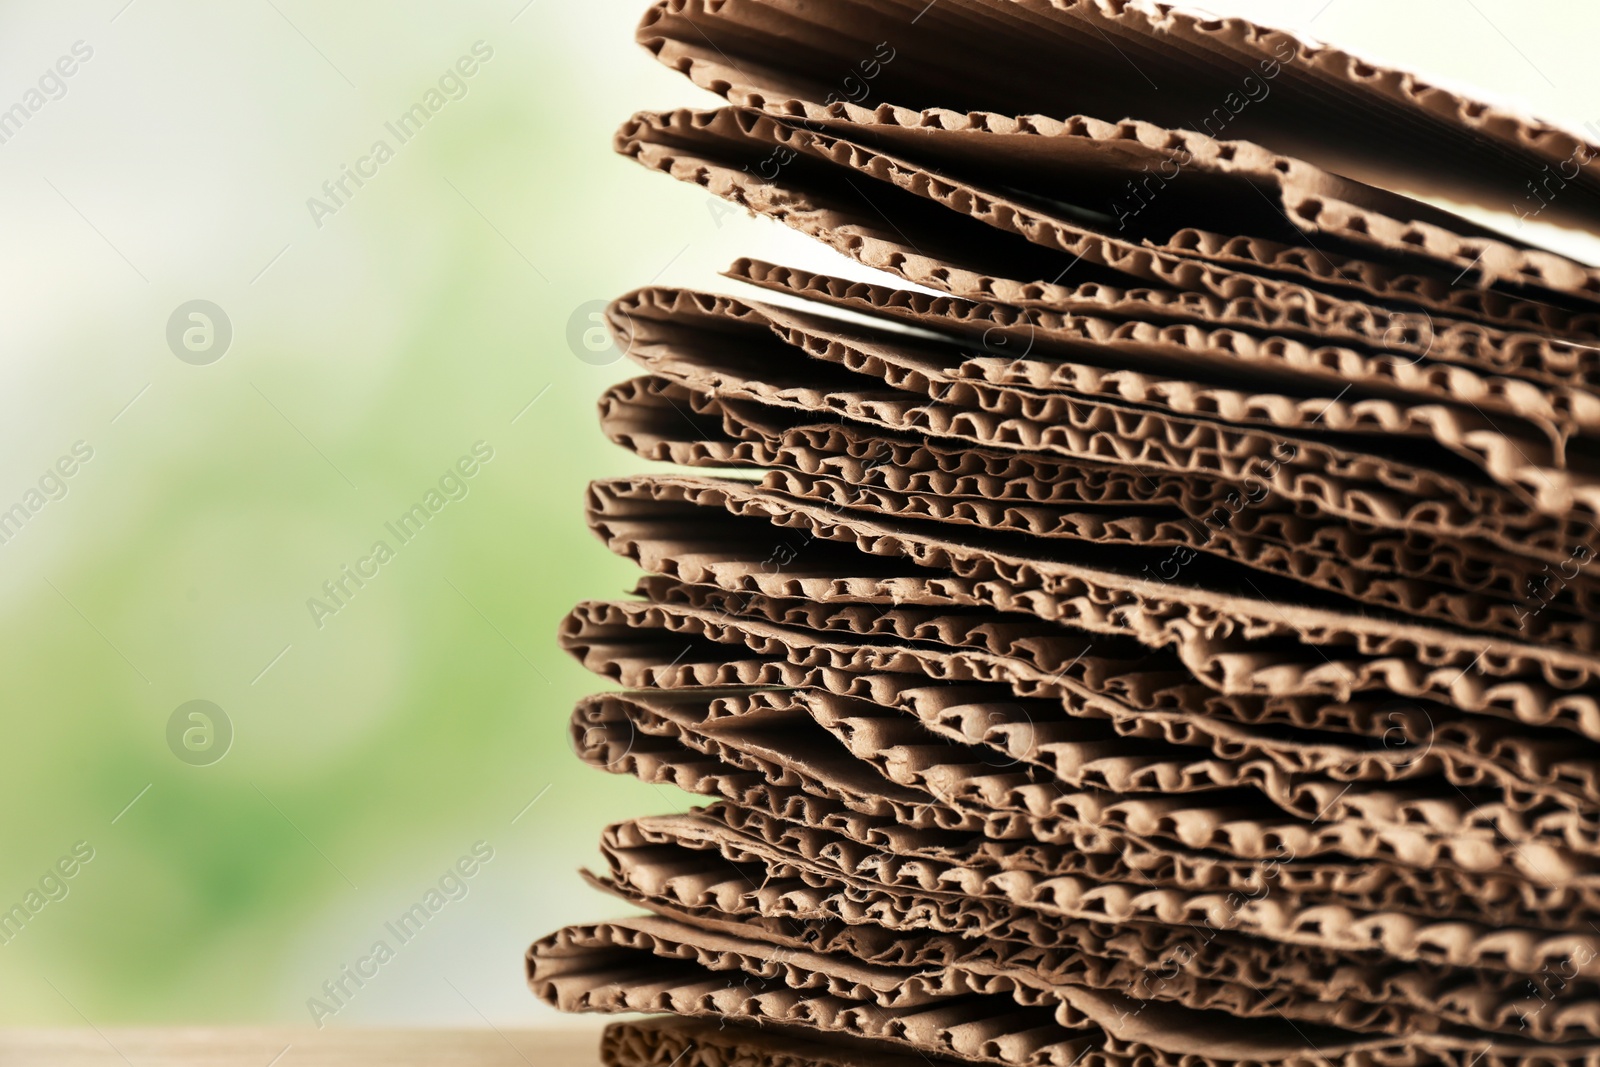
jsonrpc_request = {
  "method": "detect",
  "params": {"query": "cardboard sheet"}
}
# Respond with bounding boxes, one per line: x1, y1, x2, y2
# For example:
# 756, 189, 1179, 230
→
534, 1, 1600, 1060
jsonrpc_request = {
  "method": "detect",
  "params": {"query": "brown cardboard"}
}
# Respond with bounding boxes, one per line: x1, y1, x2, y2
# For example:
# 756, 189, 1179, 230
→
538, 907, 1595, 1042
561, 600, 1600, 856
600, 1018, 970, 1067
616, 108, 1600, 384
580, 815, 1600, 1011
727, 258, 1600, 395
635, 0, 1600, 229
535, 2, 1600, 1060
669, 98, 1600, 309
566, 681, 1600, 897
703, 799, 1595, 935
584, 845, 1599, 1043
609, 576, 1600, 811
583, 475, 1600, 730
601, 376, 1600, 633
606, 285, 1600, 554
637, 575, 1600, 791
726, 259, 1600, 413
619, 283, 1600, 526
617, 107, 1600, 335
532, 913, 1600, 1060
598, 377, 1600, 650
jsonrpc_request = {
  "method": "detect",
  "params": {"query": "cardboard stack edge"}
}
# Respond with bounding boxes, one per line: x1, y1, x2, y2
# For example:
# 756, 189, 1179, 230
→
531, 2, 1600, 1064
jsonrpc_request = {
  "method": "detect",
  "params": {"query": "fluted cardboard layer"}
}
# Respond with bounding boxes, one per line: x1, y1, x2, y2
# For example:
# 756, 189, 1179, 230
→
575, 706, 1600, 935
581, 814, 1600, 1003
636, 0, 1600, 227
705, 799, 1594, 936
530, 912, 1600, 1061
602, 377, 1600, 649
618, 106, 1600, 339
567, 683, 1598, 904
728, 259, 1600, 411
601, 287, 1600, 563
600, 382, 1598, 649
535, 914, 1407, 1040
616, 108, 1600, 389
628, 89, 1600, 311
635, 576, 1600, 805
539, 905, 1596, 1043
600, 1018, 969, 1067
563, 601, 1600, 859
610, 284, 1600, 530
585, 475, 1600, 734
587, 838, 1596, 1043
602, 377, 1600, 631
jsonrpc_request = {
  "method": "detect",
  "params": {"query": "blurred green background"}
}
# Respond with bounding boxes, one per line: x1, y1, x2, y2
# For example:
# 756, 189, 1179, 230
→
0, 0, 1597, 1031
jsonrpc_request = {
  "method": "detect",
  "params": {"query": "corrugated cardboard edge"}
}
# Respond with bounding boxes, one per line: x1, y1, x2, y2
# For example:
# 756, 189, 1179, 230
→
563, 602, 1600, 861
585, 836, 1599, 1043
602, 376, 1600, 629
636, 0, 1600, 226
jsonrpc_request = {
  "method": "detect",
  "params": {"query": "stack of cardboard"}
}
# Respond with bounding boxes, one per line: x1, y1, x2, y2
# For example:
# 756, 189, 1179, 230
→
530, 2, 1600, 1064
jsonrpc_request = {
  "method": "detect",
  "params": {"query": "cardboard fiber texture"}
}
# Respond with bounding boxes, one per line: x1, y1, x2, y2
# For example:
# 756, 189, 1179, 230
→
561, 594, 1600, 844
601, 376, 1600, 631
598, 382, 1600, 649
617, 107, 1600, 337
535, 902, 1596, 1041
568, 706, 1600, 944
583, 477, 1600, 718
598, 378, 1600, 651
562, 680, 1599, 904
531, 915, 1600, 1063
534, 0, 1600, 1061
725, 259, 1600, 425
580, 845, 1597, 1043
622, 104, 1600, 316
635, 0, 1600, 228
568, 801, 1586, 978
606, 285, 1600, 529
696, 800, 1596, 937
633, 575, 1600, 807
601, 1018, 970, 1067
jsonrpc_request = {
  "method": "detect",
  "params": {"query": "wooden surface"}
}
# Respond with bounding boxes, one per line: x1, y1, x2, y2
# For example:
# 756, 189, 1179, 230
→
0, 1025, 607, 1064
